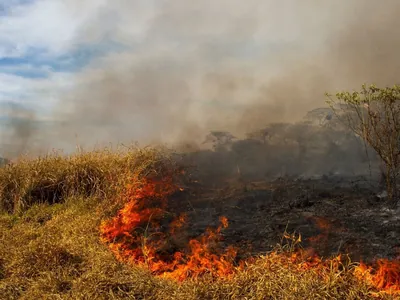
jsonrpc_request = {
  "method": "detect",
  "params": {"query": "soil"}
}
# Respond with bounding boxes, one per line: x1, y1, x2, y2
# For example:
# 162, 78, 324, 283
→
167, 174, 400, 263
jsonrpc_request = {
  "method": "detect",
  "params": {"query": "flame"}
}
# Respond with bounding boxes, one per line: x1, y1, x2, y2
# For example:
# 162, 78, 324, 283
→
306, 216, 345, 244
354, 259, 400, 295
169, 213, 187, 235
100, 174, 237, 281
100, 174, 400, 296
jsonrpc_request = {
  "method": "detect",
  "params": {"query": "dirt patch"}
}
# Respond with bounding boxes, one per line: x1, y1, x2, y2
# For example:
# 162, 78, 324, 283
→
168, 175, 400, 263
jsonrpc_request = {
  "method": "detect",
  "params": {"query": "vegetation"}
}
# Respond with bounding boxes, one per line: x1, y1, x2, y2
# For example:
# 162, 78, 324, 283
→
0, 147, 395, 299
0, 146, 175, 214
326, 84, 400, 203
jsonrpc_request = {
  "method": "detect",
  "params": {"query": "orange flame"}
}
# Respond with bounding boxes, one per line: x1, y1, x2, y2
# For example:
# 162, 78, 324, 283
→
307, 216, 335, 244
354, 258, 400, 294
100, 174, 400, 295
169, 213, 187, 235
100, 174, 237, 281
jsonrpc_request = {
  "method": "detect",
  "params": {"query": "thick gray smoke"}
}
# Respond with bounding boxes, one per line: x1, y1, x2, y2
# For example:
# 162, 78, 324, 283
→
4, 0, 400, 156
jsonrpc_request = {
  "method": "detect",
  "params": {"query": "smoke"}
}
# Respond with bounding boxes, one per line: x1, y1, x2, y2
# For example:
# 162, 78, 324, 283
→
0, 102, 37, 158
4, 0, 400, 155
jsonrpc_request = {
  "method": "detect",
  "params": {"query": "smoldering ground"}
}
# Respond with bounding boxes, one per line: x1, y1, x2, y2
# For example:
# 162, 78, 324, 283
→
2, 0, 400, 169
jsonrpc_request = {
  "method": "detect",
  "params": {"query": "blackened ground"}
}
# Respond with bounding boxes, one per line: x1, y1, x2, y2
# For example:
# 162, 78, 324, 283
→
167, 174, 400, 264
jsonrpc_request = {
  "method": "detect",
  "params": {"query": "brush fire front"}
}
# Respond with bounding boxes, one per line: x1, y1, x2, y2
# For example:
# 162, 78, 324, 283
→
100, 174, 238, 281
100, 174, 400, 295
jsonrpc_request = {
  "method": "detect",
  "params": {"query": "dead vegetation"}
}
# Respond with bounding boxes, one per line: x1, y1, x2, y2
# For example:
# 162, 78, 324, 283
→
0, 147, 398, 299
0, 146, 178, 214
0, 199, 385, 300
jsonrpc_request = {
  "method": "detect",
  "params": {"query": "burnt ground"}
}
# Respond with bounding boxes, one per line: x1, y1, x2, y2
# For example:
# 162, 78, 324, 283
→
167, 175, 400, 264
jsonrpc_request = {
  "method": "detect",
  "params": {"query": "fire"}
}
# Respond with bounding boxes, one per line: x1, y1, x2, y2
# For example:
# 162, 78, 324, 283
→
307, 216, 333, 243
169, 213, 187, 235
354, 258, 400, 294
100, 173, 400, 296
99, 174, 238, 281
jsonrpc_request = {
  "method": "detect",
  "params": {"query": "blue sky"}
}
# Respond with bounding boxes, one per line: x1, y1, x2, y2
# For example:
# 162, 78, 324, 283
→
0, 0, 148, 120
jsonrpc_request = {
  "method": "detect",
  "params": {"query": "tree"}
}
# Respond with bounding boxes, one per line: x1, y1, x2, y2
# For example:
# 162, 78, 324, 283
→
203, 131, 236, 152
246, 127, 269, 144
326, 84, 400, 203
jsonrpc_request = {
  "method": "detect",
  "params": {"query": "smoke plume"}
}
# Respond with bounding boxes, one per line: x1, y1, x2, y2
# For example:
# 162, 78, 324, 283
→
4, 0, 400, 155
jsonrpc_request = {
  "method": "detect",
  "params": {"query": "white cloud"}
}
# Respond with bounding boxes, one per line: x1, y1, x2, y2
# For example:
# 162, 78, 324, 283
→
0, 1, 79, 57
0, 0, 158, 116
0, 0, 157, 58
0, 71, 75, 116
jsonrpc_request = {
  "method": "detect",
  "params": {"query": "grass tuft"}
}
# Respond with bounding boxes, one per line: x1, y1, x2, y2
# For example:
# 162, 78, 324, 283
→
0, 146, 177, 214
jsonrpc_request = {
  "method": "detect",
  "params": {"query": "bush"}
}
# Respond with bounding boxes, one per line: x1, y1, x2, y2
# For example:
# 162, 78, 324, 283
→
326, 84, 400, 203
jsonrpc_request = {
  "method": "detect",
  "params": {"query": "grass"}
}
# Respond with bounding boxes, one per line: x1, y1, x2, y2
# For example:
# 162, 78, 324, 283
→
0, 147, 396, 299
0, 145, 177, 214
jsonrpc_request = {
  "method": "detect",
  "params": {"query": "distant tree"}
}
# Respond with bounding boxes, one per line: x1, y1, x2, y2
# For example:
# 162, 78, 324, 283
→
246, 128, 269, 144
304, 107, 355, 132
264, 123, 291, 144
304, 107, 334, 127
203, 131, 236, 151
326, 84, 400, 203
285, 122, 317, 164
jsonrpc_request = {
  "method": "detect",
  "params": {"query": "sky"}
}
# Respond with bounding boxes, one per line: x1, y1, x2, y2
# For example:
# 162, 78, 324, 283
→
0, 0, 134, 116
1, 0, 400, 156
0, 0, 335, 118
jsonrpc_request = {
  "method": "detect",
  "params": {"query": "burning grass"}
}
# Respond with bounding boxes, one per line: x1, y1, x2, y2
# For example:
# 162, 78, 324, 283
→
99, 173, 238, 282
99, 170, 400, 297
0, 147, 399, 299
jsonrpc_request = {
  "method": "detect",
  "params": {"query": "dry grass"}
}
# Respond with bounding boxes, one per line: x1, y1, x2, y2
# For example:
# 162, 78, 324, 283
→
0, 147, 395, 299
0, 145, 178, 214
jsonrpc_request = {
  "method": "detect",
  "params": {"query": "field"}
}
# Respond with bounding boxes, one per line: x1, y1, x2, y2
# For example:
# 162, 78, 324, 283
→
0, 144, 399, 300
